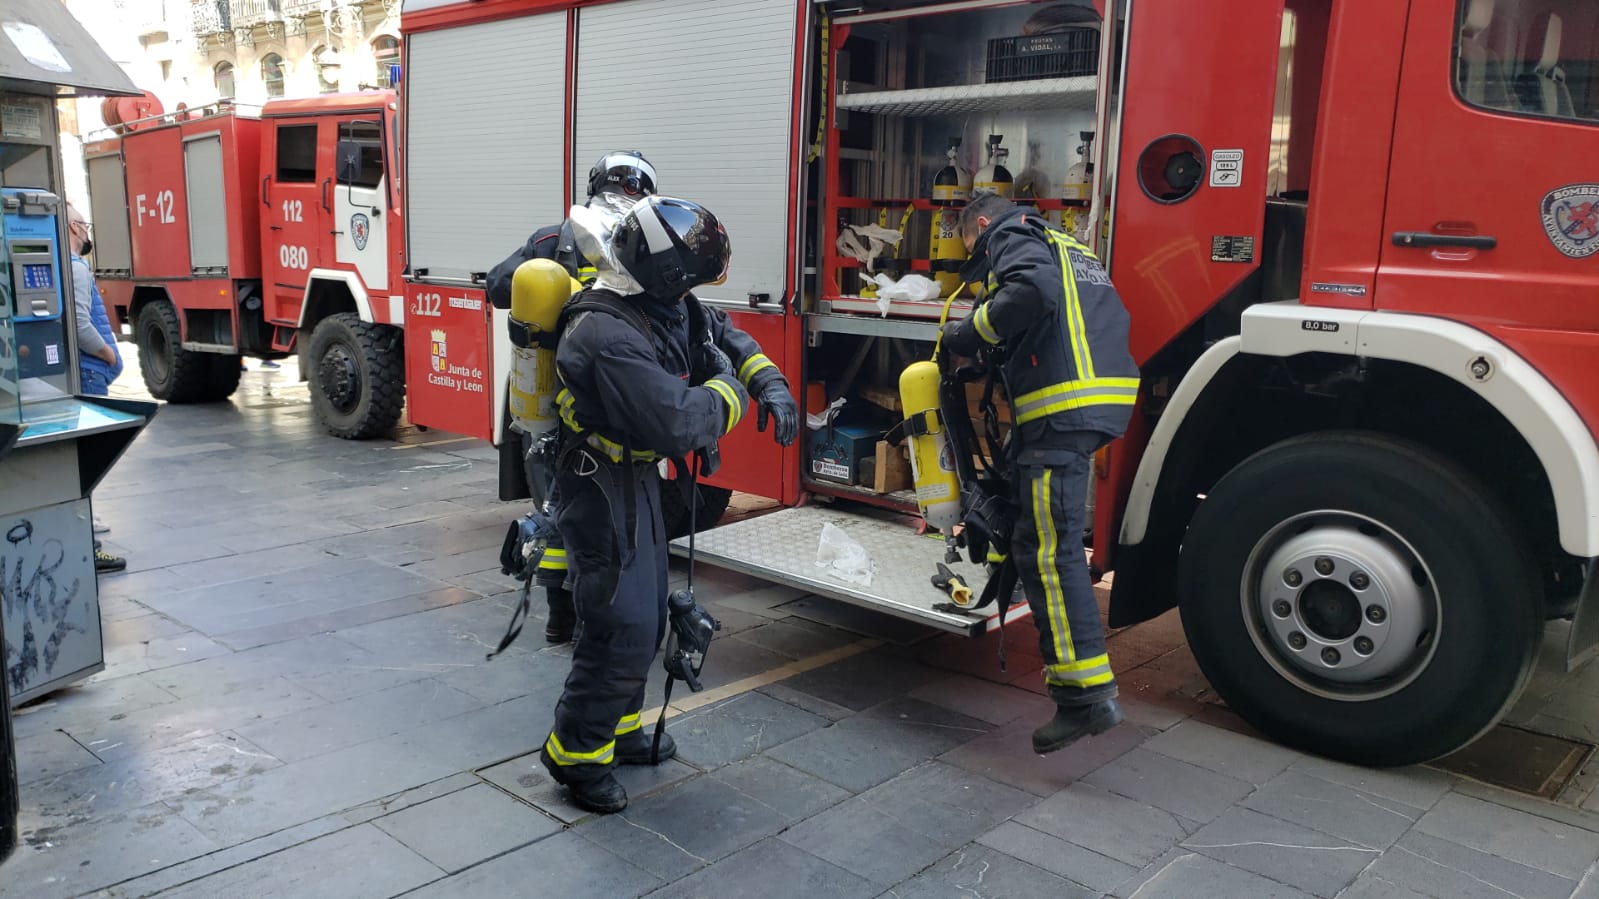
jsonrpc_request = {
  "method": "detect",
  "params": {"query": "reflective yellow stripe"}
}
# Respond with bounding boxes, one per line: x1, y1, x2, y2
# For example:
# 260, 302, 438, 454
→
544, 732, 615, 766
1046, 653, 1115, 688
1012, 377, 1140, 424
537, 546, 567, 571
973, 305, 1001, 344
615, 712, 642, 736
1048, 232, 1096, 380
705, 379, 742, 433
738, 353, 777, 386
577, 265, 597, 286
559, 388, 656, 463
1034, 470, 1073, 665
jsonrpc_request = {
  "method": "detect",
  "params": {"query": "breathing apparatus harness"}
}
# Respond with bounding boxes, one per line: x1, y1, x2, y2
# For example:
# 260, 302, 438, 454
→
913, 285, 1024, 668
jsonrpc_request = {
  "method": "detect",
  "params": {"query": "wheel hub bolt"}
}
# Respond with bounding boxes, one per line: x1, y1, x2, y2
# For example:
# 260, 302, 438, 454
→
1365, 605, 1387, 624
1314, 557, 1335, 576
1321, 647, 1341, 665
1284, 569, 1303, 587
1272, 599, 1292, 618
1350, 572, 1370, 590
1354, 636, 1375, 655
1288, 631, 1307, 650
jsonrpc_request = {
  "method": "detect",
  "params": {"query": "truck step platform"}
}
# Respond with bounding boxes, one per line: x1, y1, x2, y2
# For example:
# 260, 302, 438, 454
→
670, 504, 1029, 636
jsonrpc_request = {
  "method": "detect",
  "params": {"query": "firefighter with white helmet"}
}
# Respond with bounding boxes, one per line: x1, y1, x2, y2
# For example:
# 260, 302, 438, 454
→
539, 197, 795, 813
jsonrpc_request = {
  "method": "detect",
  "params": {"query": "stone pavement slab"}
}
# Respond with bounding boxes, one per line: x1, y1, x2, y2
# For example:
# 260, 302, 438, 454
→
706, 755, 850, 823
669, 691, 831, 770
372, 783, 561, 873
13, 728, 100, 786
0, 801, 221, 899
233, 677, 485, 763
1143, 718, 1302, 785
1241, 767, 1424, 850
885, 843, 1097, 899
1082, 746, 1253, 824
1414, 791, 1599, 880
143, 824, 441, 899
1180, 806, 1381, 898
399, 831, 659, 899
978, 819, 1139, 893
1011, 781, 1189, 868
764, 697, 990, 793
1359, 830, 1578, 899
1113, 852, 1317, 899
940, 716, 1156, 798
579, 775, 790, 879
645, 837, 876, 899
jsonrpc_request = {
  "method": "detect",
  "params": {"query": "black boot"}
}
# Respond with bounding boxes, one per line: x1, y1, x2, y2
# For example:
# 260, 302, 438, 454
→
544, 586, 576, 644
616, 729, 676, 765
1032, 699, 1124, 755
539, 751, 628, 814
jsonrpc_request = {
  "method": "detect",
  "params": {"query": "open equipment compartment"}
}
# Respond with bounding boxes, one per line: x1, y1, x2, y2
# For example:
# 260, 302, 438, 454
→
801, 0, 1112, 512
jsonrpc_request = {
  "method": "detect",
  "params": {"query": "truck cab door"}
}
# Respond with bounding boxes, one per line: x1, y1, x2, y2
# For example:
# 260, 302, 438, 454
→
1378, 0, 1599, 424
263, 120, 326, 326
331, 119, 390, 299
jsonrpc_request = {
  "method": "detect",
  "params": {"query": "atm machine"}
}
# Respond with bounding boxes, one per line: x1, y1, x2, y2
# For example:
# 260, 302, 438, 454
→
0, 0, 157, 865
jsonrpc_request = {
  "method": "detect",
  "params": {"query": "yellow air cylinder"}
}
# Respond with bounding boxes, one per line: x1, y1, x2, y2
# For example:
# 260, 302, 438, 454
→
898, 360, 962, 533
508, 259, 579, 438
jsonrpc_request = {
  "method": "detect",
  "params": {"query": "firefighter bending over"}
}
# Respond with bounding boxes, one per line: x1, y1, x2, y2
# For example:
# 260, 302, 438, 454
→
541, 197, 797, 813
940, 191, 1140, 754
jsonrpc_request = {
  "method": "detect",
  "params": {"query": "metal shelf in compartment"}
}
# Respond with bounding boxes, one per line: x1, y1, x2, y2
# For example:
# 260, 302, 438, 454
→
833, 76, 1098, 117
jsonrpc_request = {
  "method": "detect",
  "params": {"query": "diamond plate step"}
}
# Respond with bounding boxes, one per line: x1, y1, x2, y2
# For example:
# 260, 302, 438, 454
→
670, 504, 1028, 636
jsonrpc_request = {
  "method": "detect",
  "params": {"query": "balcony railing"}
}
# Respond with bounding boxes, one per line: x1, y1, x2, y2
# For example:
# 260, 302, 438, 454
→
233, 0, 282, 27
191, 0, 232, 35
281, 0, 325, 16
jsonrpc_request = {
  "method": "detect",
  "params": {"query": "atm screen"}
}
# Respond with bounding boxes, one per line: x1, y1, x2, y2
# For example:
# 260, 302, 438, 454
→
21, 263, 53, 290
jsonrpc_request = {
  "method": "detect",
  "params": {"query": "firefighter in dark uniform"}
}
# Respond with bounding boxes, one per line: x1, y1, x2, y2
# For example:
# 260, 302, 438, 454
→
940, 191, 1140, 754
541, 196, 797, 813
488, 152, 659, 644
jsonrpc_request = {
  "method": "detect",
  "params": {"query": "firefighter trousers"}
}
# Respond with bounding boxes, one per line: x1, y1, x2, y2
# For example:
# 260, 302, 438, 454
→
1012, 434, 1117, 707
542, 453, 669, 780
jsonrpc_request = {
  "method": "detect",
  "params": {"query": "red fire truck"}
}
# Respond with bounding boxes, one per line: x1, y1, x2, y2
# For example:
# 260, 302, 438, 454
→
398, 0, 1597, 766
84, 92, 408, 438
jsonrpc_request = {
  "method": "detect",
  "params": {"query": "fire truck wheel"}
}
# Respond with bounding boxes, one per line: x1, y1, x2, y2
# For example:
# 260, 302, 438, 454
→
660, 481, 732, 540
307, 313, 404, 440
1178, 431, 1542, 767
136, 301, 232, 403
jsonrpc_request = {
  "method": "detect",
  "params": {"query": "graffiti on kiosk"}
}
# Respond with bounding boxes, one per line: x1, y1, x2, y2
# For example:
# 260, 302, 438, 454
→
427, 329, 486, 394
2, 518, 83, 694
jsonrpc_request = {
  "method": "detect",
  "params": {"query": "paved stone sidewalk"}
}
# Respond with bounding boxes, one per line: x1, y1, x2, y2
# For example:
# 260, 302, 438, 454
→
5, 358, 1599, 898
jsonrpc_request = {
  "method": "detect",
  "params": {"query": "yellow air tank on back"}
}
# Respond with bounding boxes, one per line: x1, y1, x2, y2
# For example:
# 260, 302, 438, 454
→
929, 137, 970, 296
898, 360, 962, 533
508, 259, 581, 439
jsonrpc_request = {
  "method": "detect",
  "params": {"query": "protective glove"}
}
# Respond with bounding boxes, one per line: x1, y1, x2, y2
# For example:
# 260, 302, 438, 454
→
756, 380, 799, 447
699, 342, 735, 379
940, 317, 982, 357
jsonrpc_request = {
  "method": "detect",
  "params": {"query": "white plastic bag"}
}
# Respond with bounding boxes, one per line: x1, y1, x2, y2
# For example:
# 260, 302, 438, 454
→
816, 522, 876, 587
870, 273, 942, 303
806, 396, 847, 431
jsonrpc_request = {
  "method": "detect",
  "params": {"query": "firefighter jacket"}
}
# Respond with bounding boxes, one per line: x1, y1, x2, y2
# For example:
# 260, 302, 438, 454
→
943, 207, 1139, 456
554, 289, 760, 465
487, 221, 591, 309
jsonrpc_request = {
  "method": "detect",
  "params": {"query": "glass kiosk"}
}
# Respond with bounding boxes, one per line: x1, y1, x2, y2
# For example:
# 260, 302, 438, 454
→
0, 0, 156, 865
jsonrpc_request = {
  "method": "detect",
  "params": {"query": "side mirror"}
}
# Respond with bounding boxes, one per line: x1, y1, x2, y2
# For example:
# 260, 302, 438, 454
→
335, 140, 363, 185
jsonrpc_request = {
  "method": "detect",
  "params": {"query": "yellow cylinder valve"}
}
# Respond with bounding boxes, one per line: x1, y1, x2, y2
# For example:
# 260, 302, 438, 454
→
899, 360, 962, 533
508, 259, 578, 438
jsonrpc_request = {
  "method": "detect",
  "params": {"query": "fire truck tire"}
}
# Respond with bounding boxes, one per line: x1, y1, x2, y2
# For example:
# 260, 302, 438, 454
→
307, 313, 404, 440
136, 301, 229, 403
1177, 431, 1541, 767
660, 481, 732, 540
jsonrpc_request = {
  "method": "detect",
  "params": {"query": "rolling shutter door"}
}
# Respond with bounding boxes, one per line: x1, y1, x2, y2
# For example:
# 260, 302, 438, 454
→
574, 0, 798, 304
85, 152, 131, 274
405, 12, 567, 280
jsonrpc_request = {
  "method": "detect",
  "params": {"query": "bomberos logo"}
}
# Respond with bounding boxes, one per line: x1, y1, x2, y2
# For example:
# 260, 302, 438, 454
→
1540, 184, 1599, 259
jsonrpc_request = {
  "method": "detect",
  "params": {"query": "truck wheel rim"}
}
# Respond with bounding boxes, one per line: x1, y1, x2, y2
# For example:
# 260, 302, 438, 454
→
319, 341, 362, 415
1240, 510, 1440, 701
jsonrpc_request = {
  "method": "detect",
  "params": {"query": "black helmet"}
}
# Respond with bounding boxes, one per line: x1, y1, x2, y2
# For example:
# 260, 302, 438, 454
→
587, 150, 657, 199
614, 197, 731, 301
